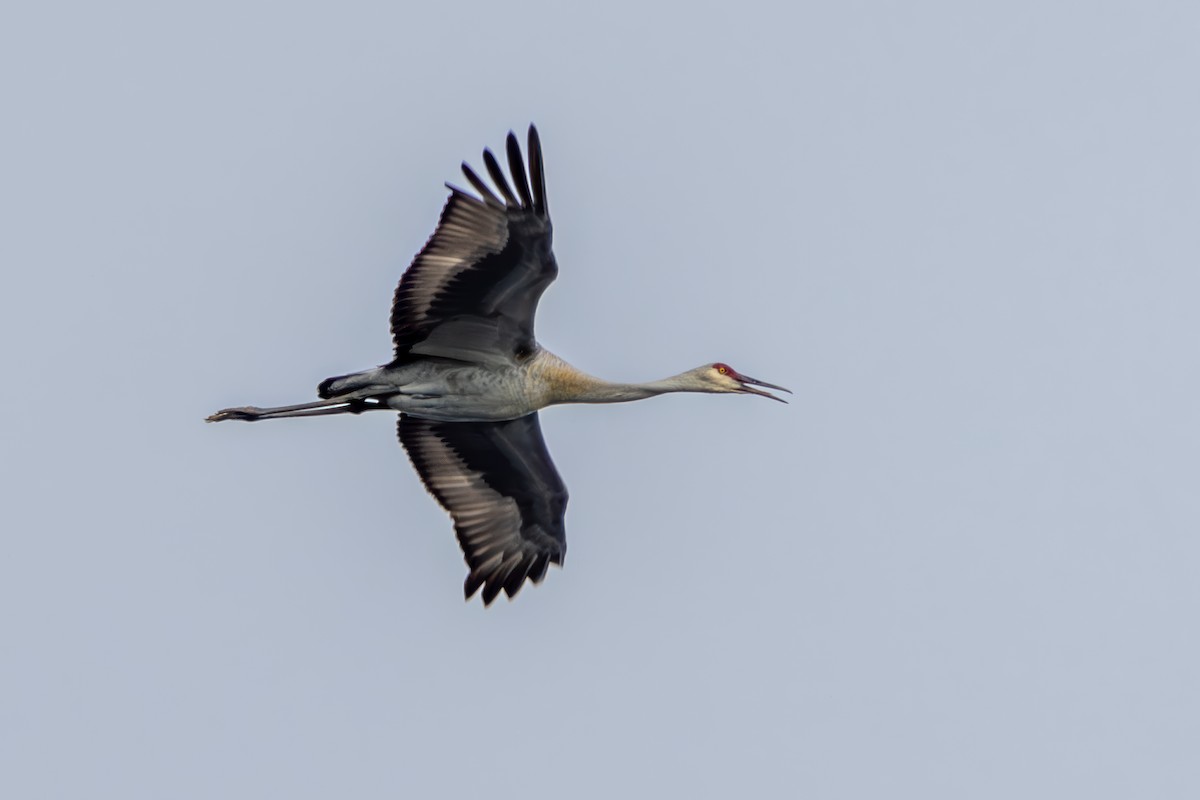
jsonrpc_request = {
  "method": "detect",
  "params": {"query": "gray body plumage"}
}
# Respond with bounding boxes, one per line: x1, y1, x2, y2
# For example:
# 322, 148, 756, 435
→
320, 358, 537, 422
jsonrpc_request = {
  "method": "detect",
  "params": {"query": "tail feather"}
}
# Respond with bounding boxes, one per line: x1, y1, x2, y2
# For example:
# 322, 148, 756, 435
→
317, 374, 346, 398
318, 367, 386, 399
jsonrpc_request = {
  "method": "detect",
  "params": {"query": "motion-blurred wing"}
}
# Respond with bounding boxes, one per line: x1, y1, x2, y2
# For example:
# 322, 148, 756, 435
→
398, 413, 568, 605
390, 126, 556, 367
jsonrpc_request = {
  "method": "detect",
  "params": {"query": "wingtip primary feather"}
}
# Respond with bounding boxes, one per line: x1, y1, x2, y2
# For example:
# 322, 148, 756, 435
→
464, 571, 485, 602
481, 579, 503, 606
527, 124, 547, 215
459, 163, 504, 208
464, 552, 539, 605
500, 554, 532, 599
506, 132, 535, 210
483, 148, 519, 207
528, 552, 550, 584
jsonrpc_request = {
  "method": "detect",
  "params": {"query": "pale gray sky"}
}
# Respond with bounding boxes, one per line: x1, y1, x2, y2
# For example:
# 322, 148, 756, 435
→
2, 2, 1198, 797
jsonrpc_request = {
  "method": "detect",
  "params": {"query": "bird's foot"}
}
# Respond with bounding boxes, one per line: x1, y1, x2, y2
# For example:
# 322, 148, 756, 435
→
206, 406, 264, 422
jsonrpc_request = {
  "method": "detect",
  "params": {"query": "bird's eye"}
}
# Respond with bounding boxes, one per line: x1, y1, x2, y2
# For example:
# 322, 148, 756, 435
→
717, 365, 728, 375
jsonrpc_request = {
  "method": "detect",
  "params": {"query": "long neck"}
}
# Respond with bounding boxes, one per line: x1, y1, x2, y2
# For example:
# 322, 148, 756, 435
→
568, 377, 686, 404
538, 353, 695, 406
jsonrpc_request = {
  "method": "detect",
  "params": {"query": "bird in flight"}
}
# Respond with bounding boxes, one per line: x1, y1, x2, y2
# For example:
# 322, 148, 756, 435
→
208, 125, 788, 605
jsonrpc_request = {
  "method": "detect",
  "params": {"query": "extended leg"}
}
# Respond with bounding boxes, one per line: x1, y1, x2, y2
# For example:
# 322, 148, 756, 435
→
206, 389, 388, 422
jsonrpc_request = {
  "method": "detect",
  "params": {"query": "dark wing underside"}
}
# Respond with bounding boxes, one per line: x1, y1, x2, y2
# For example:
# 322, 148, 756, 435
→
390, 126, 556, 367
398, 413, 568, 605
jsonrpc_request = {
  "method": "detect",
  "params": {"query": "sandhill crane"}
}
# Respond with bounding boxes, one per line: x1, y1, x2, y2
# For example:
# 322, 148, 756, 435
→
208, 125, 788, 605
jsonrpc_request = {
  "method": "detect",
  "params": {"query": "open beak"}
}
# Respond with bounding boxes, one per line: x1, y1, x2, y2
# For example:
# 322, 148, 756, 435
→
735, 373, 791, 404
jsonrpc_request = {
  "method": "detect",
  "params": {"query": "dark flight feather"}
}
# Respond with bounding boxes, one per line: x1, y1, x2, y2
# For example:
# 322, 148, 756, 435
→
483, 148, 520, 207
506, 131, 535, 210
397, 413, 568, 606
460, 162, 504, 209
388, 126, 556, 366
528, 126, 547, 215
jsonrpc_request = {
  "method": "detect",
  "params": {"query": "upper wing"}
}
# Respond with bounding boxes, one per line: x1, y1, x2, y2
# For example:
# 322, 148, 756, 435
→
390, 126, 556, 367
397, 413, 568, 605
